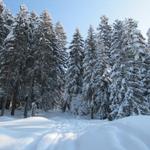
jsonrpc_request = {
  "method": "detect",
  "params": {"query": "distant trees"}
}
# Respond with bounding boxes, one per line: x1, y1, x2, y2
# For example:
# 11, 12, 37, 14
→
0, 2, 150, 120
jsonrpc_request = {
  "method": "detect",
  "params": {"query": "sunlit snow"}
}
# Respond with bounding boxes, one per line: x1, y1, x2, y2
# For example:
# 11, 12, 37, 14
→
0, 114, 150, 150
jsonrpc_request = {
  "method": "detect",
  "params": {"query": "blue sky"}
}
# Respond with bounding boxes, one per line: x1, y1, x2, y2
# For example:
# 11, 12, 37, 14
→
3, 0, 150, 41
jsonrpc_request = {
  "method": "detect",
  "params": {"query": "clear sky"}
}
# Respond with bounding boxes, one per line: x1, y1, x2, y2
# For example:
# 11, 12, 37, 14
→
3, 0, 150, 41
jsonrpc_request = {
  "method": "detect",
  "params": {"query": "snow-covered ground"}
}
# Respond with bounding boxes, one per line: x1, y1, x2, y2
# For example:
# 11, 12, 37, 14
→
0, 113, 150, 150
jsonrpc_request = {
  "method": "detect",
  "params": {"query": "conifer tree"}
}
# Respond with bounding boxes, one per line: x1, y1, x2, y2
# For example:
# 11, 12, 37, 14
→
0, 2, 6, 48
147, 29, 150, 50
23, 11, 39, 117
91, 41, 111, 119
108, 20, 125, 120
97, 15, 112, 65
90, 15, 112, 119
33, 11, 62, 111
109, 19, 149, 120
110, 20, 124, 65
0, 1, 14, 115
0, 5, 30, 116
81, 26, 97, 116
64, 29, 84, 114
55, 22, 68, 108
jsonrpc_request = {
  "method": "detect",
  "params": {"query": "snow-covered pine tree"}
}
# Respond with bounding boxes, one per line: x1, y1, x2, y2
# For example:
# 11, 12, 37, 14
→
110, 20, 124, 65
0, 1, 14, 115
144, 54, 150, 108
108, 20, 125, 120
90, 40, 111, 119
97, 15, 112, 65
81, 25, 97, 116
33, 10, 62, 111
55, 22, 67, 59
147, 28, 150, 50
64, 29, 84, 114
55, 22, 68, 109
88, 15, 112, 119
0, 1, 14, 62
144, 32, 150, 110
22, 11, 40, 118
144, 30, 150, 107
33, 10, 53, 110
0, 5, 30, 116
109, 19, 149, 120
0, 1, 6, 48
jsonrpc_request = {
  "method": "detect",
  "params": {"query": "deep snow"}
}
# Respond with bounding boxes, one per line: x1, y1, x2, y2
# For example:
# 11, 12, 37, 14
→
0, 113, 150, 150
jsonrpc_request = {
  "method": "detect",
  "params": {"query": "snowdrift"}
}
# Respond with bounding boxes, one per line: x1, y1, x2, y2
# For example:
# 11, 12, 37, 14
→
0, 115, 150, 150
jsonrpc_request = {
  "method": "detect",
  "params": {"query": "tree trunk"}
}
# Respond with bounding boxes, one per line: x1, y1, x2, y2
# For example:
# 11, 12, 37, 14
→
6, 99, 11, 109
11, 90, 17, 116
0, 99, 2, 109
1, 97, 7, 116
90, 107, 94, 119
62, 101, 67, 112
24, 97, 29, 118
90, 94, 94, 119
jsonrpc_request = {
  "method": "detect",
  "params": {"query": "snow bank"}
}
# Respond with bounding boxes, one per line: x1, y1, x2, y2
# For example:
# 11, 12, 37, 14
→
0, 115, 150, 150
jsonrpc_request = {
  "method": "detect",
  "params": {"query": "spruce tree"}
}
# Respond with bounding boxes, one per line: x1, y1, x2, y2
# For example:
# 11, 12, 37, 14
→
0, 1, 14, 115
147, 28, 150, 50
64, 29, 84, 114
55, 22, 68, 109
108, 20, 125, 120
81, 25, 97, 116
97, 15, 112, 65
144, 54, 150, 108
144, 32, 150, 110
0, 1, 13, 47
109, 19, 149, 120
0, 2, 6, 48
110, 20, 124, 65
23, 11, 39, 117
91, 40, 111, 119
0, 5, 30, 116
89, 15, 112, 119
33, 11, 62, 111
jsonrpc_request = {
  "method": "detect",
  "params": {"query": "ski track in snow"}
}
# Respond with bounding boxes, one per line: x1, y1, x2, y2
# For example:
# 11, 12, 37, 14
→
0, 115, 150, 150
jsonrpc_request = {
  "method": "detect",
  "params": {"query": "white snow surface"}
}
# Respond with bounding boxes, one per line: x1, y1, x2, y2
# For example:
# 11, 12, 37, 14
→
0, 113, 150, 150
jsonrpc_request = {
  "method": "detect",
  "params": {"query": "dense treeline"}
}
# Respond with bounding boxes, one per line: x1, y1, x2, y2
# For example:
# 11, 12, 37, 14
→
0, 2, 149, 120
0, 3, 67, 117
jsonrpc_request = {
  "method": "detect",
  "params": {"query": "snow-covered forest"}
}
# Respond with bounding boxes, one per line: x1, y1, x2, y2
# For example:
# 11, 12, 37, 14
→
0, 1, 150, 121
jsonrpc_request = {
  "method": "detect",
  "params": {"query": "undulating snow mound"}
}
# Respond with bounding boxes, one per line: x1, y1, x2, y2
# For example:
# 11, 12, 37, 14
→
0, 115, 150, 150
